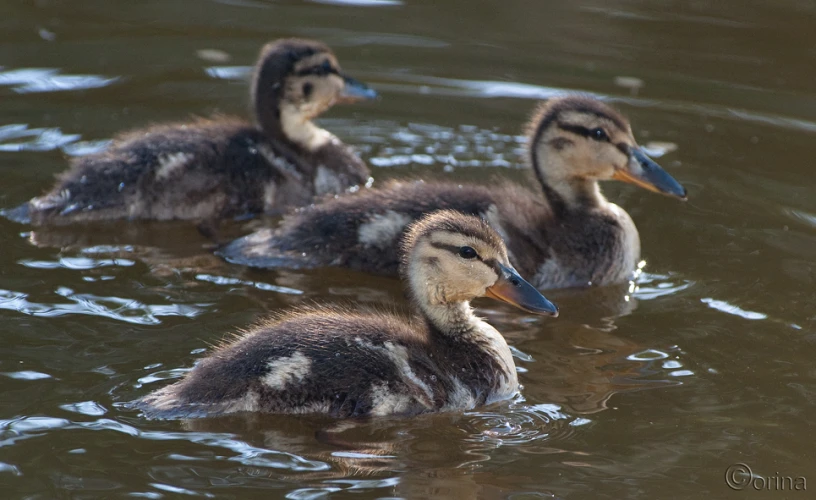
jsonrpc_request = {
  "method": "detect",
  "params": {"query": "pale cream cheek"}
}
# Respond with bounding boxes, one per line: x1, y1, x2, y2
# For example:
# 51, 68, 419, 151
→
588, 150, 621, 179
309, 76, 343, 106
445, 266, 493, 301
287, 78, 338, 118
599, 163, 618, 180
446, 286, 483, 303
311, 89, 338, 115
559, 148, 604, 180
326, 74, 345, 95
296, 84, 332, 116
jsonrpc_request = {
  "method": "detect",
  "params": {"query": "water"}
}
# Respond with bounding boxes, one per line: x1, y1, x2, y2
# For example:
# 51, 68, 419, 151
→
1, 0, 815, 498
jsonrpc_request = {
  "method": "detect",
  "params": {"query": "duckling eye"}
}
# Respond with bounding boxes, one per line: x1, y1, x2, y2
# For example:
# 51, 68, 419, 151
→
458, 246, 478, 260
319, 60, 334, 74
302, 82, 313, 98
590, 128, 609, 142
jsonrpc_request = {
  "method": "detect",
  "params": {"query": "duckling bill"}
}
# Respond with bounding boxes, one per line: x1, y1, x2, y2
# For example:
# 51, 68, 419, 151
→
7, 38, 376, 226
219, 95, 686, 289
135, 210, 557, 419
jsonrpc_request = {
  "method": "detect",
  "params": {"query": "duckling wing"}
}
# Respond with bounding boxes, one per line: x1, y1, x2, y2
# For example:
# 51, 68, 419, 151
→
217, 227, 323, 270
134, 311, 441, 419
17, 119, 314, 225
218, 180, 500, 274
307, 139, 372, 195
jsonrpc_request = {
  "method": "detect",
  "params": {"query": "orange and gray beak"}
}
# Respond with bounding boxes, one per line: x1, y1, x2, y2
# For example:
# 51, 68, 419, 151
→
339, 74, 378, 103
613, 147, 687, 200
485, 263, 559, 317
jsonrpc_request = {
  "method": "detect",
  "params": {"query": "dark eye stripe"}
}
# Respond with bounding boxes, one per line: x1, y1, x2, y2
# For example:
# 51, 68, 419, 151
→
428, 242, 503, 275
481, 257, 502, 276
557, 123, 594, 138
430, 242, 472, 256
431, 241, 502, 276
429, 241, 486, 261
558, 122, 610, 140
295, 62, 338, 77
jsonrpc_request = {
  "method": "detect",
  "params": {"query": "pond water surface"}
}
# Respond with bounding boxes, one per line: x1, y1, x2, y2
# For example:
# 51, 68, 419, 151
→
1, 0, 815, 498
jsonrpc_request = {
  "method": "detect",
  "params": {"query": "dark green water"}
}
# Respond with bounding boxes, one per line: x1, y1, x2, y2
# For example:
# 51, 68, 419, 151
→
1, 0, 815, 498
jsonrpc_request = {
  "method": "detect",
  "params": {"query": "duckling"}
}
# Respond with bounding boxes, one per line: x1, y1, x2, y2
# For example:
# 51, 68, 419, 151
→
135, 210, 558, 419
219, 95, 687, 289
10, 38, 376, 226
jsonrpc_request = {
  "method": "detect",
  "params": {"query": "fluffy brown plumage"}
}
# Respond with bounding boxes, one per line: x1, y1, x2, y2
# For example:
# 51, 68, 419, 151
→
219, 95, 686, 289
134, 210, 557, 419
8, 38, 375, 226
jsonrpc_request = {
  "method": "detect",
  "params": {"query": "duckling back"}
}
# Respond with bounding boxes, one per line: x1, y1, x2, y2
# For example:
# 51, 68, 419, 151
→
21, 119, 313, 224
218, 177, 643, 288
135, 309, 509, 419
218, 180, 500, 274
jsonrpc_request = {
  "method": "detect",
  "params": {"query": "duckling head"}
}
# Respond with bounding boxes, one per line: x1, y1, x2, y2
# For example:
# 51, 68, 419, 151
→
526, 95, 687, 211
401, 210, 558, 327
251, 38, 377, 149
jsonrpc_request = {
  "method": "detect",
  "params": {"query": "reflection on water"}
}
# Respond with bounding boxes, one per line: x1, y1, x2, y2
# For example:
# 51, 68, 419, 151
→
0, 123, 79, 152
368, 71, 816, 134
0, 67, 118, 94
309, 0, 404, 7
633, 271, 694, 301
518, 322, 687, 415
367, 121, 524, 171
0, 0, 815, 497
0, 286, 206, 325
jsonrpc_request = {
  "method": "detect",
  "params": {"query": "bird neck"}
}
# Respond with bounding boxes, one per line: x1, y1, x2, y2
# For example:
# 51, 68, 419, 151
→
403, 261, 475, 337
404, 262, 518, 388
421, 300, 479, 338
279, 105, 334, 153
530, 147, 608, 216
412, 289, 517, 389
252, 81, 285, 141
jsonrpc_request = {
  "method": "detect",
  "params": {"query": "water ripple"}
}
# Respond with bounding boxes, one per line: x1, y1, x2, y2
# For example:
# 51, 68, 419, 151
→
701, 298, 767, 320
2, 370, 52, 380
0, 415, 329, 472
462, 400, 579, 447
204, 66, 250, 81
150, 483, 214, 497
359, 121, 525, 171
0, 67, 119, 94
379, 74, 816, 134
0, 287, 207, 325
137, 367, 191, 386
60, 401, 108, 416
19, 256, 135, 270
308, 0, 402, 5
627, 349, 694, 379
0, 462, 21, 476
633, 271, 694, 300
136, 429, 330, 472
0, 123, 77, 152
195, 273, 303, 295
0, 123, 109, 155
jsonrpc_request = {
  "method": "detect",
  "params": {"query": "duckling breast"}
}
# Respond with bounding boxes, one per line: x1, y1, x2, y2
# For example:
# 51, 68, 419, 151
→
306, 138, 371, 195
531, 203, 641, 288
